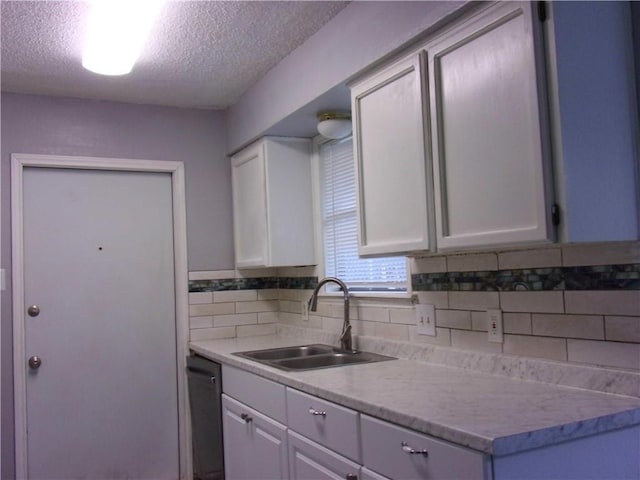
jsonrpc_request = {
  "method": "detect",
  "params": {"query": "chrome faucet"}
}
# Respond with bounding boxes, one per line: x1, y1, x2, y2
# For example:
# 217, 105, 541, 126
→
308, 277, 353, 352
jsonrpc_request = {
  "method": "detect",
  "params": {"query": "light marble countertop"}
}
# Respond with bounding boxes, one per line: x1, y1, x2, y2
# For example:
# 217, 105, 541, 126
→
190, 332, 640, 456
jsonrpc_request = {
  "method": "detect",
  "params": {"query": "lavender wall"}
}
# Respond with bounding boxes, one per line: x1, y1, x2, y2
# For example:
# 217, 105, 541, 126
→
1, 92, 234, 478
551, 1, 639, 241
227, 1, 467, 152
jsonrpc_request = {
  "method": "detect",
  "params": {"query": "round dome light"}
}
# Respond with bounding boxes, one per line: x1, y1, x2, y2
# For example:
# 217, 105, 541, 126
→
317, 112, 352, 140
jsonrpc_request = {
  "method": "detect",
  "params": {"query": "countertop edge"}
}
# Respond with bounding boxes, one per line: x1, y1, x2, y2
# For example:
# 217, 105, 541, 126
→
189, 337, 640, 456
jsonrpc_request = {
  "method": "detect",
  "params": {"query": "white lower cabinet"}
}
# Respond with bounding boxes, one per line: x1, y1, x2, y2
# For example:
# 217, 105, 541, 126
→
286, 387, 361, 463
221, 365, 492, 480
221, 366, 289, 479
361, 414, 490, 480
288, 430, 361, 480
221, 394, 289, 480
360, 467, 391, 480
220, 364, 637, 480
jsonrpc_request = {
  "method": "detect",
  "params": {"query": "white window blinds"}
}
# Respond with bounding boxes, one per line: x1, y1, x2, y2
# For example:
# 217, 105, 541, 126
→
319, 137, 407, 291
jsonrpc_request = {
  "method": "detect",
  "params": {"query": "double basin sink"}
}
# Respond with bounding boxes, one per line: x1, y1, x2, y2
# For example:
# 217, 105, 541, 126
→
234, 344, 395, 371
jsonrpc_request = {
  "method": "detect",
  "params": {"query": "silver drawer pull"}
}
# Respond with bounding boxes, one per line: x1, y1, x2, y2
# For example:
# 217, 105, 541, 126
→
240, 413, 252, 423
309, 407, 326, 416
401, 441, 428, 457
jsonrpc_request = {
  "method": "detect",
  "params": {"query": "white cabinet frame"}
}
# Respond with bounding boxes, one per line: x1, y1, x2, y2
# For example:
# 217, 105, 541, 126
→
351, 53, 435, 257
231, 137, 316, 268
427, 2, 555, 250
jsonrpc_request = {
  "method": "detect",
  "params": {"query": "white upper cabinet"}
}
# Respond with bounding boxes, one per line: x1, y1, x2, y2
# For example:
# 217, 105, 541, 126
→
427, 1, 554, 250
350, 1, 554, 256
351, 53, 434, 257
231, 137, 316, 268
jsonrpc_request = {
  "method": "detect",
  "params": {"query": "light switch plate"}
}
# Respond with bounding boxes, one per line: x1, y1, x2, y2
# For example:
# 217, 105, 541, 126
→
415, 304, 436, 336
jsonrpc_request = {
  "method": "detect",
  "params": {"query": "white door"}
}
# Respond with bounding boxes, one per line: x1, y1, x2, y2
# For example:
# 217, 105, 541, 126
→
22, 167, 180, 479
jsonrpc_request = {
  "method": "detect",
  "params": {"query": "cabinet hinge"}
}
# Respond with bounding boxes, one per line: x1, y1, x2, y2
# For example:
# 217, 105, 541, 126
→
551, 203, 561, 227
537, 1, 547, 22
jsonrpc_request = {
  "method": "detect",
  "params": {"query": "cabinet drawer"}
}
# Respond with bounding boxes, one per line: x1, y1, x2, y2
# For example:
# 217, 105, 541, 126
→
288, 430, 361, 480
222, 364, 287, 424
286, 388, 360, 462
361, 415, 488, 480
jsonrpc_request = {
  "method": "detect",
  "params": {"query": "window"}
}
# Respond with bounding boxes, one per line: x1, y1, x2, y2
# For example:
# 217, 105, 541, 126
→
318, 136, 407, 292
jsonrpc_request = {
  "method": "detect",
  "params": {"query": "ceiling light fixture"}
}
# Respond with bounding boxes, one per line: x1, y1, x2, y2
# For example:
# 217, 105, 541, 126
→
317, 112, 352, 140
82, 0, 166, 76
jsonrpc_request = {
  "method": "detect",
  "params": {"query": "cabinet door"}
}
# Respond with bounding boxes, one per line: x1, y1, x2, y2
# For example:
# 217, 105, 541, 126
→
288, 430, 361, 480
427, 2, 553, 250
222, 394, 289, 480
351, 53, 433, 256
231, 142, 268, 267
231, 137, 316, 268
361, 467, 391, 480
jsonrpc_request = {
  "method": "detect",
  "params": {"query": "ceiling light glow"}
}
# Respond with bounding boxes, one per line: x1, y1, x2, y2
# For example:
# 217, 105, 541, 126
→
82, 0, 166, 76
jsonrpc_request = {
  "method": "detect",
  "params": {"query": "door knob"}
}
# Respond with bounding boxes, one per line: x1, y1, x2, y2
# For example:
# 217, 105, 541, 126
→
27, 305, 40, 317
28, 356, 42, 369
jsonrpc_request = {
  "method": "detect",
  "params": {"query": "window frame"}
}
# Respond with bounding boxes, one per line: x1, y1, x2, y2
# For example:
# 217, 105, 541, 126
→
310, 134, 412, 299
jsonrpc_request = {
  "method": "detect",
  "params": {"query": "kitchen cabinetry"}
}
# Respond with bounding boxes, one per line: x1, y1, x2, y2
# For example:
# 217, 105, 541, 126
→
221, 364, 491, 480
350, 53, 434, 257
286, 387, 361, 462
361, 467, 391, 480
361, 415, 488, 479
286, 386, 363, 479
350, 1, 554, 256
288, 430, 361, 480
426, 1, 553, 250
231, 136, 316, 268
216, 359, 639, 480
221, 366, 289, 479
221, 395, 289, 480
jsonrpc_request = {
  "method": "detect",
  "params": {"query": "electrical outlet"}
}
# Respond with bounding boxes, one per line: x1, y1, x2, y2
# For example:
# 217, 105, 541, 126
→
415, 304, 436, 336
302, 300, 309, 321
487, 308, 503, 343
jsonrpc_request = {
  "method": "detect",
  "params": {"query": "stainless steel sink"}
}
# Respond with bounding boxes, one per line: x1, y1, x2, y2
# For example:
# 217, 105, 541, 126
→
234, 344, 395, 371
239, 344, 335, 361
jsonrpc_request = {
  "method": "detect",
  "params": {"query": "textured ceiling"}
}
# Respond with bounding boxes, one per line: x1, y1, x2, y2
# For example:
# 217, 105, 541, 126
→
1, 1, 349, 109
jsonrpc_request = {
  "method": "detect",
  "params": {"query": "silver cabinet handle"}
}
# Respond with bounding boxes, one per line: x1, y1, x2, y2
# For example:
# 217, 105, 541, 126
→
346, 474, 358, 480
240, 413, 252, 423
401, 441, 428, 457
309, 407, 326, 416
27, 305, 40, 317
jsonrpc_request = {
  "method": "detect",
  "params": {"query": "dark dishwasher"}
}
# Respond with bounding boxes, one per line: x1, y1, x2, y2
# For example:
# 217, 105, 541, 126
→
187, 354, 224, 480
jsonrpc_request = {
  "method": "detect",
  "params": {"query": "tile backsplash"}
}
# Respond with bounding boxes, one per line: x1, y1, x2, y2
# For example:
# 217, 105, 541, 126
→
189, 241, 639, 371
